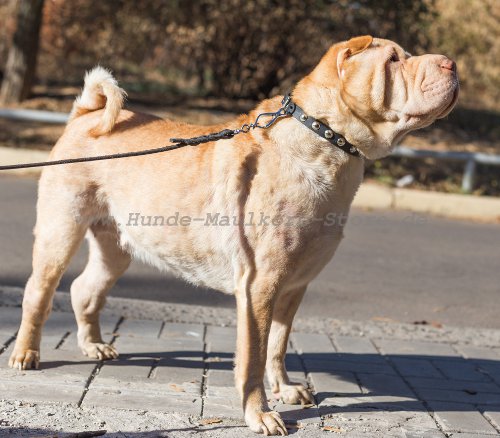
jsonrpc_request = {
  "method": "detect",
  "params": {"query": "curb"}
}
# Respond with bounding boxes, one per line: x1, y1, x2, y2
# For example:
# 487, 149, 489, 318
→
2, 285, 500, 348
0, 146, 50, 176
352, 183, 500, 222
1, 146, 499, 222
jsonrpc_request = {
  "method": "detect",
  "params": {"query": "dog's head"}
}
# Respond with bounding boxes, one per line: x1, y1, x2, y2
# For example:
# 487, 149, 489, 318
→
293, 36, 459, 159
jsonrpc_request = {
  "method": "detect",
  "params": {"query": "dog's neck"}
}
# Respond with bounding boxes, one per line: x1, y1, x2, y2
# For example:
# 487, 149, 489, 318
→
249, 96, 364, 202
291, 81, 397, 159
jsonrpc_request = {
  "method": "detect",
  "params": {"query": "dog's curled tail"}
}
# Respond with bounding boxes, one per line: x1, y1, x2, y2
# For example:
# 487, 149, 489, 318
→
69, 66, 126, 136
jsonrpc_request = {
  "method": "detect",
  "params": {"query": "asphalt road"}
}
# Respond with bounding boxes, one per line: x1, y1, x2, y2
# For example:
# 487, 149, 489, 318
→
1, 174, 499, 328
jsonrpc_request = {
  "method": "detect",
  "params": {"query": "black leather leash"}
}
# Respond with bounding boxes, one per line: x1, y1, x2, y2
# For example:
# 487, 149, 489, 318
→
0, 94, 360, 171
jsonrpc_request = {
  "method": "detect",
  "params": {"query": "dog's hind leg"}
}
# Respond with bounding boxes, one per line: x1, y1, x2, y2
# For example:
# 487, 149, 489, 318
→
266, 286, 315, 405
70, 222, 130, 360
9, 179, 88, 370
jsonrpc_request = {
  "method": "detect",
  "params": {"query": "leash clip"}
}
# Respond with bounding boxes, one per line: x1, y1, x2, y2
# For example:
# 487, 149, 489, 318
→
281, 94, 291, 107
281, 93, 295, 115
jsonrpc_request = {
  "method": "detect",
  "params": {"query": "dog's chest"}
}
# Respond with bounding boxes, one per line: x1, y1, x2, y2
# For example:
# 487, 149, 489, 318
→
107, 145, 363, 294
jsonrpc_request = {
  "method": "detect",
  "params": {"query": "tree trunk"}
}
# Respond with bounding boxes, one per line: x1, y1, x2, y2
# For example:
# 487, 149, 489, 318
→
0, 0, 45, 104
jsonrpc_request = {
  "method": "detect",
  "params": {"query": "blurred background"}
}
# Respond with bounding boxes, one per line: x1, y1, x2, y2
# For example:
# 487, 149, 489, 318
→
0, 0, 499, 195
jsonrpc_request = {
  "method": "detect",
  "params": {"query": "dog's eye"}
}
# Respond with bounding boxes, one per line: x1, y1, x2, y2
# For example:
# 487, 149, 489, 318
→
390, 53, 399, 63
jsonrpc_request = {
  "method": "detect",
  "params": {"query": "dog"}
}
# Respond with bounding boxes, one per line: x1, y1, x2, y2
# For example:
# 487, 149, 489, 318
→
9, 35, 458, 435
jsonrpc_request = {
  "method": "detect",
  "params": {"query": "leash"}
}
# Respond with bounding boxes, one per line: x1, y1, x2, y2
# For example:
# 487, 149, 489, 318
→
0, 94, 360, 171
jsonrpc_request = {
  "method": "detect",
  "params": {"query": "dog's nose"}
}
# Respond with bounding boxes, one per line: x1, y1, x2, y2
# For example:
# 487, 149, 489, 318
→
440, 58, 456, 72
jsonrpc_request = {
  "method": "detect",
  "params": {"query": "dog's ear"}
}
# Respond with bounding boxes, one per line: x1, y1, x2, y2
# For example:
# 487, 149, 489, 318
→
337, 35, 373, 78
346, 35, 373, 55
304, 35, 373, 87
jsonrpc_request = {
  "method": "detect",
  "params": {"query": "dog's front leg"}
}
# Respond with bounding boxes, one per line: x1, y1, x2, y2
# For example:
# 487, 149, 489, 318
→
266, 287, 315, 405
234, 278, 287, 436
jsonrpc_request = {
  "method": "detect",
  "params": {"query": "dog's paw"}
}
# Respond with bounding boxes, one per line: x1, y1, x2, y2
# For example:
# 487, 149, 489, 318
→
275, 383, 315, 405
8, 349, 40, 370
80, 342, 118, 360
246, 410, 287, 436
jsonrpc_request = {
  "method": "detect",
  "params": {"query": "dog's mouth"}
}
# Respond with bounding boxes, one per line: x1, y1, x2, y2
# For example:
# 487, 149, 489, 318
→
421, 74, 459, 119
436, 83, 459, 119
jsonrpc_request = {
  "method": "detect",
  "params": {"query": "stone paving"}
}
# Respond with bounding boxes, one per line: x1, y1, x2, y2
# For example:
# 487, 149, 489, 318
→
1, 306, 500, 436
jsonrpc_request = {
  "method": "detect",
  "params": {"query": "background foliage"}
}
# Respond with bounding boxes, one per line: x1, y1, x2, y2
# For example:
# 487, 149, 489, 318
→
0, 0, 498, 110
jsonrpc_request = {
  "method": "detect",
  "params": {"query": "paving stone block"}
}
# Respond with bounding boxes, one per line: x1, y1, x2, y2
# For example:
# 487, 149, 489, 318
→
206, 343, 236, 357
407, 376, 500, 394
161, 352, 205, 373
96, 357, 154, 382
17, 348, 96, 377
207, 368, 234, 388
0, 307, 22, 332
112, 337, 165, 357
334, 336, 378, 354
160, 322, 204, 340
477, 363, 500, 386
318, 395, 419, 417
205, 325, 236, 354
309, 371, 360, 398
206, 325, 236, 338
0, 379, 83, 405
114, 336, 204, 357
203, 395, 242, 419
118, 318, 163, 338
59, 333, 85, 351
291, 332, 334, 355
43, 311, 78, 336
433, 359, 491, 382
156, 353, 205, 372
304, 358, 397, 375
357, 373, 415, 398
428, 401, 498, 434
328, 336, 386, 364
375, 339, 459, 359
447, 434, 500, 438
273, 402, 321, 425
83, 386, 202, 415
391, 357, 443, 378
480, 406, 500, 431
456, 345, 500, 362
323, 410, 443, 437
327, 352, 387, 365
283, 353, 303, 373
206, 385, 239, 398
95, 358, 202, 395
0, 331, 15, 348
35, 347, 96, 379
416, 387, 500, 405
400, 431, 445, 438
154, 358, 204, 394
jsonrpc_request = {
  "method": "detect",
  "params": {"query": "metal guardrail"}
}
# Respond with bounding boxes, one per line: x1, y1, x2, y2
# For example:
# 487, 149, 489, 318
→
0, 108, 69, 124
0, 108, 498, 193
392, 146, 500, 193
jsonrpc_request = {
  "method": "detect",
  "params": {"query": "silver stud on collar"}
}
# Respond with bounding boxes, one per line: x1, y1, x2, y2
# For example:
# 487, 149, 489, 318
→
312, 121, 320, 130
350, 146, 357, 153
324, 129, 334, 139
300, 114, 308, 122
337, 138, 346, 146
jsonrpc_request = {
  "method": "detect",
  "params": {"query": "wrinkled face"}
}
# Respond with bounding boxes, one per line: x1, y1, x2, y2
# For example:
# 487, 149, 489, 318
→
308, 36, 459, 159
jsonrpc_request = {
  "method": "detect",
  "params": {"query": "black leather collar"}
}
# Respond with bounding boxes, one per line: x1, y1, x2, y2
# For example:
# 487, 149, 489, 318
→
282, 94, 362, 158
